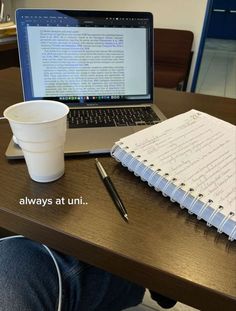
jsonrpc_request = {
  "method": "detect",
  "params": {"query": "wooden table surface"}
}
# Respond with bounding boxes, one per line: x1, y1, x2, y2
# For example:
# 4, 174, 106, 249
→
0, 68, 236, 311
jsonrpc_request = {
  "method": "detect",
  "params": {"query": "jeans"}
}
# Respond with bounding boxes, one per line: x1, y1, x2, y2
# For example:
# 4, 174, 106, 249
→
0, 236, 145, 311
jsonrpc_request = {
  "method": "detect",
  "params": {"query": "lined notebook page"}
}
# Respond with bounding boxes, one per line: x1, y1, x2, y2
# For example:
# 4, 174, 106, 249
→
118, 110, 236, 218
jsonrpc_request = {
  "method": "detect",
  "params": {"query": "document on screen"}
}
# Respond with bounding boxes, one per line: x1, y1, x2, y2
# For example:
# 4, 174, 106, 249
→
27, 26, 148, 97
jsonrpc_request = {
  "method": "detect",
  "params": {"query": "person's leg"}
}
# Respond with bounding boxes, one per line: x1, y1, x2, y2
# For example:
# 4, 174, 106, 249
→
0, 236, 145, 311
0, 236, 61, 311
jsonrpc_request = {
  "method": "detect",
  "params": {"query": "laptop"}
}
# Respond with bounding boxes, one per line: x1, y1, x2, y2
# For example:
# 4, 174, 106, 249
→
6, 9, 166, 158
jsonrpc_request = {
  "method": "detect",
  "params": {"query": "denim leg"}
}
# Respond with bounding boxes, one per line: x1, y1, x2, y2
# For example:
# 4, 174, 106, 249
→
62, 261, 145, 311
0, 237, 145, 311
0, 237, 60, 311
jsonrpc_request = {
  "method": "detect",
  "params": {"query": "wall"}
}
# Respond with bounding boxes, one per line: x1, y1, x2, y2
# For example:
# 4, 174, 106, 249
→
11, 0, 209, 90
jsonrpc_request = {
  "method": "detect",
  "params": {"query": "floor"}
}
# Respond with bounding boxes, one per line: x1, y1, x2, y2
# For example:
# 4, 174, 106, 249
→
123, 290, 199, 311
196, 38, 236, 98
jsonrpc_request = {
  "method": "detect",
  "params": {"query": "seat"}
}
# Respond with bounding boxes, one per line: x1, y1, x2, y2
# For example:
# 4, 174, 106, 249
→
0, 43, 19, 70
154, 28, 194, 90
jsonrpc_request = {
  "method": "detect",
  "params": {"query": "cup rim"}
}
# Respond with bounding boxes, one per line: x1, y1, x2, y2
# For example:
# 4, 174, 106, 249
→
3, 100, 69, 124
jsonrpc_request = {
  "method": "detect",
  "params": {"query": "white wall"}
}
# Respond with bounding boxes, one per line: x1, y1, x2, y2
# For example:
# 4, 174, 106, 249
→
11, 0, 208, 90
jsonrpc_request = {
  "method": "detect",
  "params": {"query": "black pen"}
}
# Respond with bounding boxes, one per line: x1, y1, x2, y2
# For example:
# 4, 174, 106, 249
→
95, 158, 128, 222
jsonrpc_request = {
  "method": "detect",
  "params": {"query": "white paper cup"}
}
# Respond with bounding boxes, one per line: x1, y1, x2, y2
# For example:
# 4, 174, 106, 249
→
4, 100, 69, 183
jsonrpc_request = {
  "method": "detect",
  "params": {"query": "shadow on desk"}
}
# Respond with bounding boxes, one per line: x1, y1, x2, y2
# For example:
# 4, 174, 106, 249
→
0, 227, 15, 237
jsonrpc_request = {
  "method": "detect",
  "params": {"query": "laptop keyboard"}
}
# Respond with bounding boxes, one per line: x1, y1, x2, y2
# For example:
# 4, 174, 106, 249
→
68, 107, 160, 128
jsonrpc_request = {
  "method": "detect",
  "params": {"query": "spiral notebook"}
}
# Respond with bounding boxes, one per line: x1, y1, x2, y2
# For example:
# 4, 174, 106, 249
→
111, 110, 236, 241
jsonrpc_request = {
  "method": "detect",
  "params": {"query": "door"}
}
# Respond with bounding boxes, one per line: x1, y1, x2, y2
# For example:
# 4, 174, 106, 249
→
207, 0, 236, 39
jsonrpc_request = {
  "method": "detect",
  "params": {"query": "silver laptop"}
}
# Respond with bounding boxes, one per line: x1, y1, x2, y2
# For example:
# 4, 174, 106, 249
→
6, 9, 165, 158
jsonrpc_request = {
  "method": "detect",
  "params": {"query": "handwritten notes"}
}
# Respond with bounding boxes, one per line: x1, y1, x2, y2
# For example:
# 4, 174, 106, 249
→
118, 110, 236, 217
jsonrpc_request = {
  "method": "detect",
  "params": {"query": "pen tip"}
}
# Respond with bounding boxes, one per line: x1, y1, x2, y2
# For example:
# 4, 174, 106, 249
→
124, 214, 129, 221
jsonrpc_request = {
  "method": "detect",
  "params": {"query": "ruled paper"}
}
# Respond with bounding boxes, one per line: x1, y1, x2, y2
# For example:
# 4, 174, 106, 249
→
118, 110, 236, 217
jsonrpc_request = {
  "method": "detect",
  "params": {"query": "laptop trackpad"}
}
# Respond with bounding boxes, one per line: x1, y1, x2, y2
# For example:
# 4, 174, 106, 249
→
65, 126, 139, 154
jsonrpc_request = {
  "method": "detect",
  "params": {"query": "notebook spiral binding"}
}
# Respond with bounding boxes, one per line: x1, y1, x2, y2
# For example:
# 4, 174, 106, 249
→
162, 177, 177, 197
207, 205, 224, 227
111, 144, 236, 241
218, 212, 235, 234
179, 188, 194, 209
188, 194, 203, 214
229, 225, 236, 241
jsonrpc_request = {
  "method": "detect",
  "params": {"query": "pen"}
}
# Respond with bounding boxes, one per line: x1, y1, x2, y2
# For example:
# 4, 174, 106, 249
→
95, 158, 128, 222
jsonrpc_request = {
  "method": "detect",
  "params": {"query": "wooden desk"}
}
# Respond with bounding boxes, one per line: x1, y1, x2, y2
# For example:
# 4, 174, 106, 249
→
0, 68, 236, 311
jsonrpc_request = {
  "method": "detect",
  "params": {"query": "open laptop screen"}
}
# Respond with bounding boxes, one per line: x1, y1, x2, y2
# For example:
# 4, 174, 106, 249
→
16, 9, 153, 107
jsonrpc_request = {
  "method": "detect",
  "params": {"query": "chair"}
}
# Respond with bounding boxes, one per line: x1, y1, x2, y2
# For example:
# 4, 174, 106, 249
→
154, 28, 194, 91
0, 43, 19, 70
